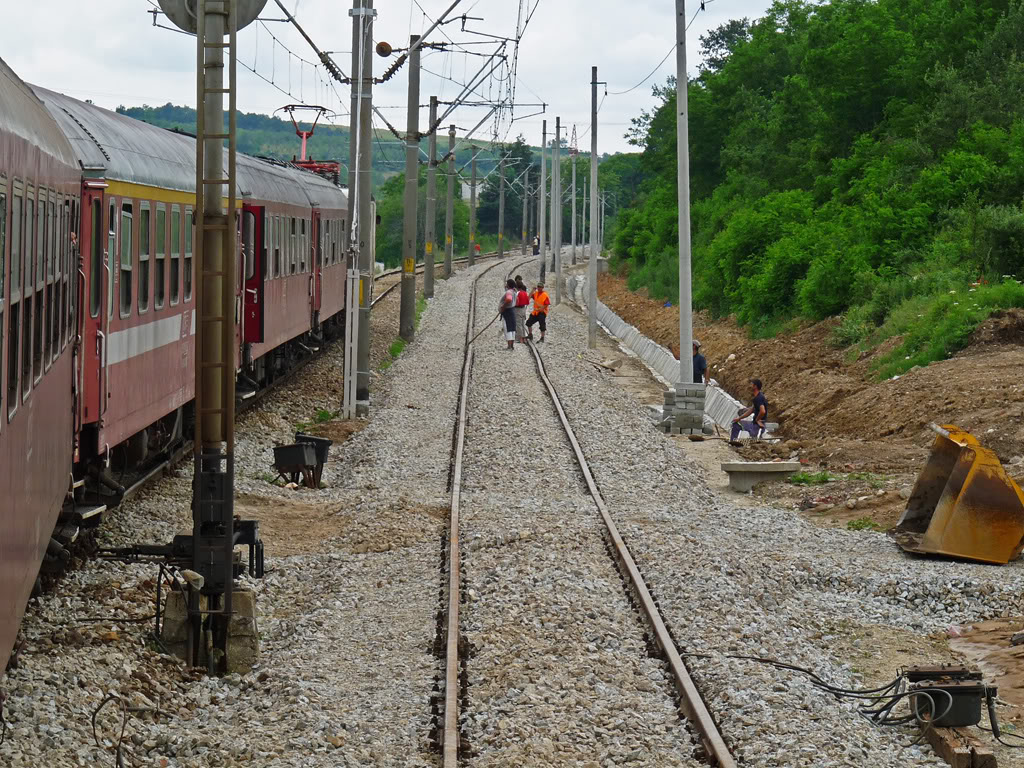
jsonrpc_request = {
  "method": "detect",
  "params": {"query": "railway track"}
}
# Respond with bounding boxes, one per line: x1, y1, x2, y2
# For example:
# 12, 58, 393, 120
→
440, 259, 736, 767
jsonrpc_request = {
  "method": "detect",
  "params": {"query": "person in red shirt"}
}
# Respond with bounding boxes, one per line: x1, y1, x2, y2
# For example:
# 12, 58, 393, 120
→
514, 275, 530, 343
526, 283, 550, 342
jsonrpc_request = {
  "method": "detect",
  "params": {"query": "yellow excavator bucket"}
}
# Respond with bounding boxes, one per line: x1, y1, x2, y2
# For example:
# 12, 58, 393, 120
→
889, 424, 1024, 565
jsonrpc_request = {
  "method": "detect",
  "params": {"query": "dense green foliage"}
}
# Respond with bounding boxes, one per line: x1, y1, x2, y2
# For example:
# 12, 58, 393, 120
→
610, 0, 1024, 373
373, 166, 471, 268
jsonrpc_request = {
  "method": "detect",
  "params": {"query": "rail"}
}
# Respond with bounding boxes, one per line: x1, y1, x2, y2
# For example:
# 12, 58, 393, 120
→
526, 338, 736, 767
442, 256, 530, 766
440, 255, 735, 767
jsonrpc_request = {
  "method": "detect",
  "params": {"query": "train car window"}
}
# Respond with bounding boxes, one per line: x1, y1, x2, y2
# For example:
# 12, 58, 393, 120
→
89, 200, 101, 317
300, 218, 307, 272
36, 194, 44, 289
138, 202, 150, 314
155, 204, 166, 309
46, 200, 54, 281
107, 200, 116, 320
119, 201, 133, 316
260, 212, 268, 280
8, 187, 22, 418
243, 211, 255, 280
290, 217, 296, 274
56, 199, 66, 356
170, 205, 180, 305
25, 195, 34, 297
44, 199, 53, 368
273, 216, 281, 277
24, 192, 35, 395
184, 207, 193, 301
0, 189, 5, 306
0, 187, 5, 424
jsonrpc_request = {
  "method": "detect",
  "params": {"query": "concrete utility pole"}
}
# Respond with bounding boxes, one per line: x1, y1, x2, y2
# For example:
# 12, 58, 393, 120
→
582, 174, 587, 261
676, 0, 694, 385
588, 66, 599, 349
521, 167, 529, 255
424, 95, 438, 298
444, 124, 455, 278
353, 0, 374, 400
674, 0, 703, 435
399, 34, 420, 342
497, 154, 505, 259
468, 146, 477, 267
571, 145, 577, 265
538, 119, 546, 283
553, 118, 562, 303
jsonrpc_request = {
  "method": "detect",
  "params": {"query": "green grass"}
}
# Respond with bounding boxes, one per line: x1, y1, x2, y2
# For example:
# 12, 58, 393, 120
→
788, 471, 834, 486
847, 471, 886, 489
847, 517, 883, 531
388, 339, 406, 358
831, 278, 1024, 379
256, 471, 281, 486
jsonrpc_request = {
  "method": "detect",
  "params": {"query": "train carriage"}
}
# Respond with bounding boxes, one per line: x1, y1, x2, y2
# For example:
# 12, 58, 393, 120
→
0, 60, 81, 673
33, 87, 348, 466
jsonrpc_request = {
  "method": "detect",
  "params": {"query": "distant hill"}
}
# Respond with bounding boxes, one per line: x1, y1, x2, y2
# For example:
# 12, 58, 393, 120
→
116, 103, 510, 188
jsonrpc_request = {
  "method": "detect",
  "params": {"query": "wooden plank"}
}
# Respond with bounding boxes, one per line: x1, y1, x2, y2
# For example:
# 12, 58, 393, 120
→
925, 727, 973, 768
953, 728, 996, 768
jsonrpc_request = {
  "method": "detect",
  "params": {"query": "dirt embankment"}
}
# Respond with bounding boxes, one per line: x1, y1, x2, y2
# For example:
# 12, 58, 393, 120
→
598, 273, 1024, 477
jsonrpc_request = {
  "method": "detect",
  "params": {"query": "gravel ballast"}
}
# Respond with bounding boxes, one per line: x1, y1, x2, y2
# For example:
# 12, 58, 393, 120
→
456, 261, 699, 767
533, 282, 1024, 767
0, 262, 495, 768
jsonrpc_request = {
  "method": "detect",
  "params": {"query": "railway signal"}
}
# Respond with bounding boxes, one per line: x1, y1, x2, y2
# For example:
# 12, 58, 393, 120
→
158, 0, 268, 674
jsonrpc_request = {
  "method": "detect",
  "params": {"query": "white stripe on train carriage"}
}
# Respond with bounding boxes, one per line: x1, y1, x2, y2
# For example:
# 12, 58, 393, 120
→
106, 311, 195, 365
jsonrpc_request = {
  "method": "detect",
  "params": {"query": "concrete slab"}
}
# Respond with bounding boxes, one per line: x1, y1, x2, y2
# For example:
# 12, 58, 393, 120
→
721, 461, 802, 493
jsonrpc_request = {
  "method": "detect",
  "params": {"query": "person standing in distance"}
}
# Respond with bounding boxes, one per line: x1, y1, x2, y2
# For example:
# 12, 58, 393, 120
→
499, 279, 518, 351
514, 275, 530, 343
526, 283, 550, 342
692, 339, 708, 385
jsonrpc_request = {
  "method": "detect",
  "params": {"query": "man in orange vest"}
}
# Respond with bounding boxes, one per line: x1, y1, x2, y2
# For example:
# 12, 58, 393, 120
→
526, 283, 550, 342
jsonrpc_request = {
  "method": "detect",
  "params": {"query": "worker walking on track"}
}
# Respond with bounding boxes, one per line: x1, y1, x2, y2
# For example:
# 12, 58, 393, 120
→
499, 279, 518, 351
514, 275, 530, 343
526, 283, 550, 342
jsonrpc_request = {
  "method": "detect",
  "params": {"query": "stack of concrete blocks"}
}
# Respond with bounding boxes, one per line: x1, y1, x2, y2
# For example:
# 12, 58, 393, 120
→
665, 383, 706, 435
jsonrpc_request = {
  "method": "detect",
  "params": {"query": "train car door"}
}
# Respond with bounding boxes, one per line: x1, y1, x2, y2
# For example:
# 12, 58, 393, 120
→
79, 183, 108, 429
241, 204, 264, 343
311, 208, 322, 326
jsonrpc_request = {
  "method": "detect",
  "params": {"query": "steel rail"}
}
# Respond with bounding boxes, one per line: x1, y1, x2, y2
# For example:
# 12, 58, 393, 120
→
443, 256, 531, 767
525, 339, 737, 768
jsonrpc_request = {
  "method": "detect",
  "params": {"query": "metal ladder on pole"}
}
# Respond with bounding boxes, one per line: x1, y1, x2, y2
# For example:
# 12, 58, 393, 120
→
190, 0, 238, 673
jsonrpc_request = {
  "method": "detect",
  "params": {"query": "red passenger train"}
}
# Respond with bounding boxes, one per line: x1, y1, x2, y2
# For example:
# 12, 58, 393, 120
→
0, 58, 350, 674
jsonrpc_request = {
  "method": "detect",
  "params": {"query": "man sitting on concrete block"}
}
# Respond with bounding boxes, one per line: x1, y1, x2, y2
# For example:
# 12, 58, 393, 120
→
730, 378, 768, 443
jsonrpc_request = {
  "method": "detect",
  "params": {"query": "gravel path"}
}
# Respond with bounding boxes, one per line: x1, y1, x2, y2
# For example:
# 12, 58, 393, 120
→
532, 285, 1024, 767
456, 261, 699, 768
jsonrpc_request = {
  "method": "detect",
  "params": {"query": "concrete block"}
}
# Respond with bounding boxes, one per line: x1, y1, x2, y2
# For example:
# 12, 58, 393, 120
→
162, 588, 260, 674
720, 461, 802, 493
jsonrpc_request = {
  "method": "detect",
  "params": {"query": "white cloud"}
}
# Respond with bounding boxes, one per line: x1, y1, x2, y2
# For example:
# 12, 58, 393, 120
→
1, 0, 775, 154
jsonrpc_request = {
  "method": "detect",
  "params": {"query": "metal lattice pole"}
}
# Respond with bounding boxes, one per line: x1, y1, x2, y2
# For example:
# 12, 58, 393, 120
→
424, 95, 438, 298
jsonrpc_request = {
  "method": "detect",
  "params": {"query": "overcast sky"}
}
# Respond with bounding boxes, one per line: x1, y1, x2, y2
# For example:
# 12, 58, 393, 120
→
1, 0, 775, 156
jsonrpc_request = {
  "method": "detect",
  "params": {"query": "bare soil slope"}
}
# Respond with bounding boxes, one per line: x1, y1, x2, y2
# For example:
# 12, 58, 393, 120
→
598, 273, 1024, 473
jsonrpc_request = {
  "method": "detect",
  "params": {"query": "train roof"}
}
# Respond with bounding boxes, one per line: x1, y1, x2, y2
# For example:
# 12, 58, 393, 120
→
30, 85, 346, 211
0, 59, 77, 170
